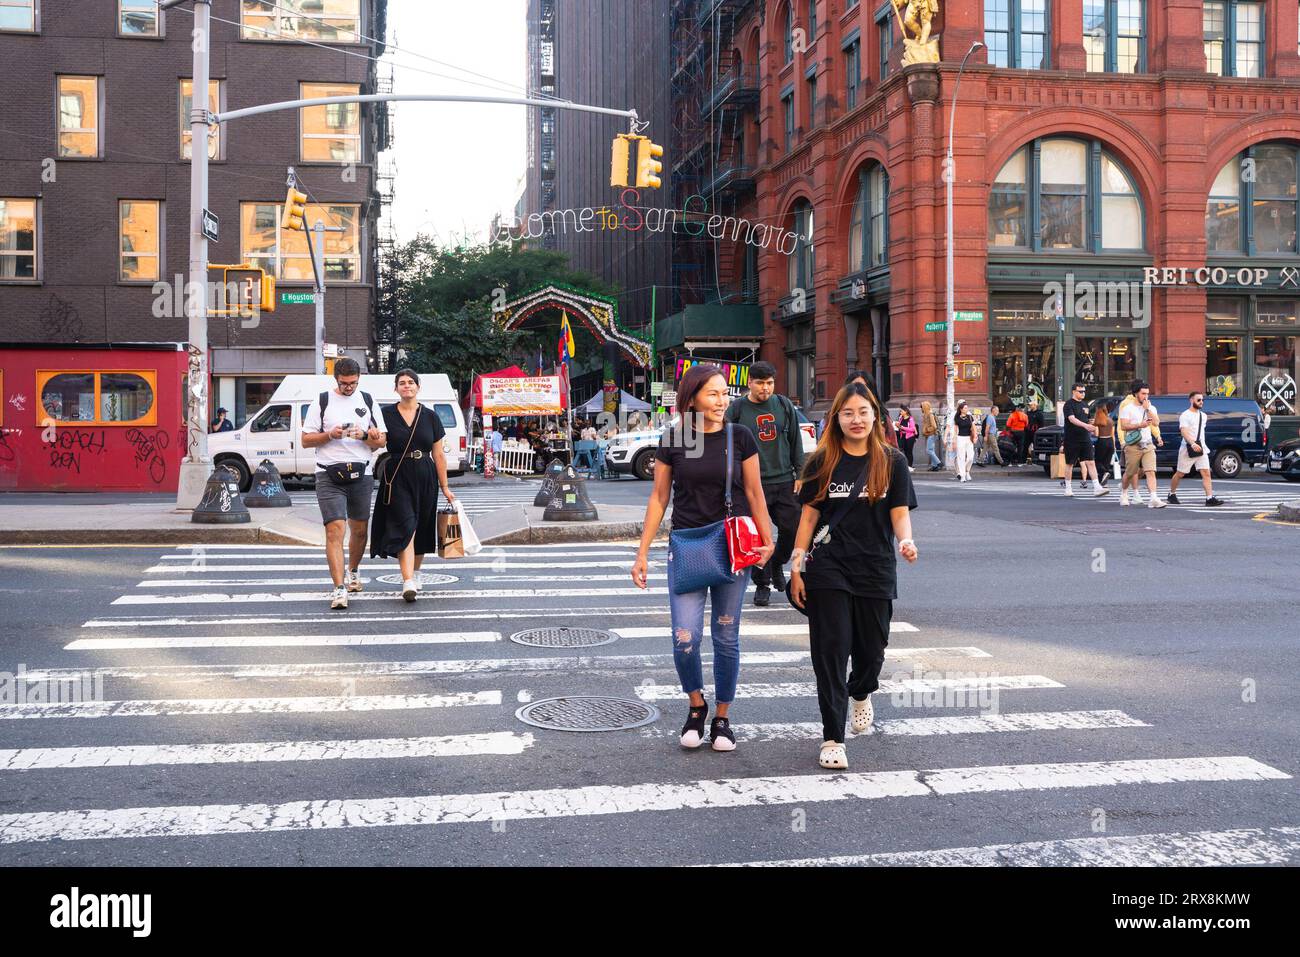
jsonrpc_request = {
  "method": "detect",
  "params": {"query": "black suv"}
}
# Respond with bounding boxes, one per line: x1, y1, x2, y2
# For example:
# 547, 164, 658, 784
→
1031, 395, 1268, 479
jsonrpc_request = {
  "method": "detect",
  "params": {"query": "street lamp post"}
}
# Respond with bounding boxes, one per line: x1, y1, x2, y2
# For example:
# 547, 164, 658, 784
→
945, 40, 984, 469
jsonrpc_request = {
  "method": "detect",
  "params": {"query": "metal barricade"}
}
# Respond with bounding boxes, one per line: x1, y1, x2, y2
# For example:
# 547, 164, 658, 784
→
496, 440, 536, 476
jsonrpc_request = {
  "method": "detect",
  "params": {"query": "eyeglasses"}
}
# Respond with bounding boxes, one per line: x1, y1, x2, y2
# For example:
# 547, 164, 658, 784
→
336, 379, 360, 391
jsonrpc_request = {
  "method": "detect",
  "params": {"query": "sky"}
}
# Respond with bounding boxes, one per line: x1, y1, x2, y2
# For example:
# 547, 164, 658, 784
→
384, 0, 529, 246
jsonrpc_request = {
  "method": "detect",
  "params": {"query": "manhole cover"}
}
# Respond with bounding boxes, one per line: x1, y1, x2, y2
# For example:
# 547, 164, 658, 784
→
374, 573, 459, 585
509, 626, 618, 648
516, 696, 659, 732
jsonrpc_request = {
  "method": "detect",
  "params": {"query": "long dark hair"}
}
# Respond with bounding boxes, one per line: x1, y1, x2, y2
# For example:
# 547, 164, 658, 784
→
801, 384, 894, 504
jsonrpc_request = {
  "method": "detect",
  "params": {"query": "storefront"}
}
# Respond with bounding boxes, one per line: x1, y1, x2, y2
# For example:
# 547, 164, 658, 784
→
0, 344, 189, 492
1205, 296, 1298, 415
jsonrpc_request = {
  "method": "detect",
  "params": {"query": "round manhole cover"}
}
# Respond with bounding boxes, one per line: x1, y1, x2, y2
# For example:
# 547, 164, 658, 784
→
509, 626, 618, 648
374, 573, 458, 585
516, 696, 659, 732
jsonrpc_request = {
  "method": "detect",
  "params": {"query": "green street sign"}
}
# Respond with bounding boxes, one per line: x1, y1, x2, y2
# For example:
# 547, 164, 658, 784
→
925, 321, 947, 332
954, 311, 984, 321
281, 292, 315, 304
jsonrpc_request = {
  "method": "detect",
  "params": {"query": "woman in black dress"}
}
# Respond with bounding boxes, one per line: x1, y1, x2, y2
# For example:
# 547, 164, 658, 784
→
370, 369, 456, 602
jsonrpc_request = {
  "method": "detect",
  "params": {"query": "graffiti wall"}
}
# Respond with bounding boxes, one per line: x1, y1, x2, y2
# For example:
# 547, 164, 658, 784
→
0, 347, 188, 492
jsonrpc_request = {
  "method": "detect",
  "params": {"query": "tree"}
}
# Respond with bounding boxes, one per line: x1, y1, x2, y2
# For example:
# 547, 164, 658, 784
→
379, 237, 618, 394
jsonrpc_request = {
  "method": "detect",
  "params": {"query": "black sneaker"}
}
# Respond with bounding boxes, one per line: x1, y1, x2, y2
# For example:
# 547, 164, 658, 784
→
770, 563, 787, 593
753, 585, 771, 607
1167, 493, 1181, 505
1205, 497, 1224, 507
709, 716, 736, 752
680, 702, 709, 749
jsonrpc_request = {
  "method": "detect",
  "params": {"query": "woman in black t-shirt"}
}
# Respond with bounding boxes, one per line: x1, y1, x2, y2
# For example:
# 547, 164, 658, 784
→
949, 400, 975, 482
632, 365, 775, 753
789, 383, 918, 771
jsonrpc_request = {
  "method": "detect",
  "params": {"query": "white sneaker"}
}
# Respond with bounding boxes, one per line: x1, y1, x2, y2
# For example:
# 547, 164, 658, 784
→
850, 696, 874, 734
1149, 498, 1167, 509
402, 579, 417, 602
1094, 485, 1110, 497
413, 576, 423, 592
330, 586, 348, 610
1064, 487, 1074, 497
345, 570, 363, 593
1119, 491, 1130, 506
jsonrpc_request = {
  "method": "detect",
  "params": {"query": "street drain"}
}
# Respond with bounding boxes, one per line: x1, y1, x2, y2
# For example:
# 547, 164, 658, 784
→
510, 626, 618, 648
516, 696, 659, 732
374, 573, 459, 585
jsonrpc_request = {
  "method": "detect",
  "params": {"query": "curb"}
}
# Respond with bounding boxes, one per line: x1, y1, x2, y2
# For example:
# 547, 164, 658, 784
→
483, 520, 667, 545
0, 525, 319, 547
1276, 501, 1300, 523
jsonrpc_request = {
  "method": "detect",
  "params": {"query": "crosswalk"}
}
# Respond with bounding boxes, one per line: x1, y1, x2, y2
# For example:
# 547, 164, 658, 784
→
287, 479, 542, 517
0, 540, 1293, 865
949, 478, 1294, 515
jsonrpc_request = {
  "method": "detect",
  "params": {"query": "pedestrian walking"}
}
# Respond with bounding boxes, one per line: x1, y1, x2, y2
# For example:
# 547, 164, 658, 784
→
950, 401, 975, 481
724, 361, 804, 608
1062, 384, 1106, 497
1006, 405, 1029, 465
631, 364, 775, 752
370, 369, 457, 602
896, 405, 918, 470
978, 404, 1004, 467
787, 383, 918, 770
1092, 400, 1118, 487
1117, 380, 1166, 508
1168, 392, 1224, 507
301, 357, 386, 610
921, 400, 942, 470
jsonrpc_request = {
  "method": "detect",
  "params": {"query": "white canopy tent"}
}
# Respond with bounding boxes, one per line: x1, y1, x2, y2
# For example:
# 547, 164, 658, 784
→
578, 389, 651, 413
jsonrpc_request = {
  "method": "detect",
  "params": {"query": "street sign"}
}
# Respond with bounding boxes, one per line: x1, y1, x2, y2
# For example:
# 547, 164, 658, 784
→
201, 209, 219, 243
925, 321, 947, 332
650, 381, 664, 397
954, 310, 983, 321
661, 390, 677, 408
323, 343, 339, 359
281, 291, 315, 304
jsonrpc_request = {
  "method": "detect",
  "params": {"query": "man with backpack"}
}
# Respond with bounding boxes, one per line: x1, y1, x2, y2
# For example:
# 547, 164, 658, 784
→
726, 361, 805, 607
301, 358, 387, 609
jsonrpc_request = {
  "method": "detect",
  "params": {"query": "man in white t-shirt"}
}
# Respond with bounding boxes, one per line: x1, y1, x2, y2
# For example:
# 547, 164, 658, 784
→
1117, 381, 1166, 508
301, 358, 387, 609
1168, 392, 1224, 507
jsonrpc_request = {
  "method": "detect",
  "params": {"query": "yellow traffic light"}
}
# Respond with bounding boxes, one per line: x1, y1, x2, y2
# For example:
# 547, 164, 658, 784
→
636, 138, 664, 189
610, 134, 633, 188
281, 187, 308, 231
260, 272, 276, 313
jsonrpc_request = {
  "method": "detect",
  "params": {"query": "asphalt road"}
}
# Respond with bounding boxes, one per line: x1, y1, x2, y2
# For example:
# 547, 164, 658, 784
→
0, 473, 1296, 865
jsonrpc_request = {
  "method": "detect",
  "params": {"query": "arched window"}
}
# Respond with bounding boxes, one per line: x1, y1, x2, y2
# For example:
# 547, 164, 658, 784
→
988, 137, 1143, 252
1207, 143, 1299, 254
783, 4, 794, 64
788, 200, 814, 291
849, 164, 889, 272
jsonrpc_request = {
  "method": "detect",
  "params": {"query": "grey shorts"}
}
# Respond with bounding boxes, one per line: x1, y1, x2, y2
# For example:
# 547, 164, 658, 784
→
315, 471, 374, 525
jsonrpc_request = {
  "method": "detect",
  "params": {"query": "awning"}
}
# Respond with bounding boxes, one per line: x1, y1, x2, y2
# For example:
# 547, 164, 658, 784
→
578, 389, 650, 413
655, 303, 764, 352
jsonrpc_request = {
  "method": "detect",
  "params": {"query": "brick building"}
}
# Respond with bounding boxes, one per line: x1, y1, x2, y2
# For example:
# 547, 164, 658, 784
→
668, 0, 1300, 430
0, 0, 389, 439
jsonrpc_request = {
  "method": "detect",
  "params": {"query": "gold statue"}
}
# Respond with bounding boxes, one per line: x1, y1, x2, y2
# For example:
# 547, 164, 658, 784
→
891, 0, 940, 65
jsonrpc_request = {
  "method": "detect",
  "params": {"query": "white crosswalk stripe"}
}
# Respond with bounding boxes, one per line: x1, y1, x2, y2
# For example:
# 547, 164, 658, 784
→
2, 540, 1292, 864
952, 481, 1292, 514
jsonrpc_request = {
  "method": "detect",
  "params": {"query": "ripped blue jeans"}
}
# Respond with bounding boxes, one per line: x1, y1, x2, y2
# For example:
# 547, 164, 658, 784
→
666, 552, 751, 703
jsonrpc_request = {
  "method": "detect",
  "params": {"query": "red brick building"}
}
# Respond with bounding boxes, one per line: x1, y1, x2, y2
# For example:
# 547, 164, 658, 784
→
669, 0, 1300, 429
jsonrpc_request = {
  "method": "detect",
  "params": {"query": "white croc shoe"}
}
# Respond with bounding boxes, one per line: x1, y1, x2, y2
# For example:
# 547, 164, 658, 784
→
851, 696, 874, 734
819, 741, 848, 770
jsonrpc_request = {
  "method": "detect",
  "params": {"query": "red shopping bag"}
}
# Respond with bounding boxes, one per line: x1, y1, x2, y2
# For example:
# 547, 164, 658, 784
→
725, 515, 764, 574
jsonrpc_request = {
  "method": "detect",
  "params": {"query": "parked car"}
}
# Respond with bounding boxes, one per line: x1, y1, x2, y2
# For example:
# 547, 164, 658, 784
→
1266, 435, 1300, 482
1031, 394, 1267, 479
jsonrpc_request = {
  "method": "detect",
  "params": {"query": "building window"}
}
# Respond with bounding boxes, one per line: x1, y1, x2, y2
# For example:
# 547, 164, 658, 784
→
1204, 1, 1263, 77
785, 320, 816, 410
1084, 0, 1144, 73
1204, 297, 1298, 412
807, 0, 817, 41
120, 0, 160, 36
850, 164, 890, 272
0, 198, 37, 280
845, 40, 861, 110
806, 71, 818, 127
242, 202, 361, 282
38, 370, 157, 426
301, 82, 361, 163
57, 76, 101, 159
1207, 143, 1299, 255
783, 91, 795, 151
0, 0, 36, 32
878, 17, 893, 79
788, 200, 815, 291
241, 0, 361, 43
119, 201, 160, 282
989, 138, 1143, 252
783, 4, 794, 63
180, 79, 222, 160
984, 0, 1049, 69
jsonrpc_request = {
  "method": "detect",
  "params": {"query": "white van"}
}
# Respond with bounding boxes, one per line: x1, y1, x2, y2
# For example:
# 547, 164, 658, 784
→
209, 373, 467, 490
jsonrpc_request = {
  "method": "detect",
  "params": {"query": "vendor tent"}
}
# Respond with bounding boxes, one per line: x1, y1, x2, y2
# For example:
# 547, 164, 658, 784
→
579, 389, 650, 413
469, 365, 568, 409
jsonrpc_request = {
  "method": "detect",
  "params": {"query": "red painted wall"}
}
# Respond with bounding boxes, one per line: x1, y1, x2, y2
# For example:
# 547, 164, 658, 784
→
0, 347, 188, 492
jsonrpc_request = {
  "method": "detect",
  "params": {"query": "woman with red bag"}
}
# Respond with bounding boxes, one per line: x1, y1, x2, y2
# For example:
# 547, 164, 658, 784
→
788, 383, 918, 771
631, 365, 774, 752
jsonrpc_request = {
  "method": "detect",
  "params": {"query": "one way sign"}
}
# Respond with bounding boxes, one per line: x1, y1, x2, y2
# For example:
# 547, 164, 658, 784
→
201, 209, 219, 243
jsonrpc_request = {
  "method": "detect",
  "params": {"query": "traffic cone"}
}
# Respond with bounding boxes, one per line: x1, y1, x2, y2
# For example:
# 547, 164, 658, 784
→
244, 458, 292, 507
191, 464, 251, 524
542, 465, 599, 521
534, 457, 566, 507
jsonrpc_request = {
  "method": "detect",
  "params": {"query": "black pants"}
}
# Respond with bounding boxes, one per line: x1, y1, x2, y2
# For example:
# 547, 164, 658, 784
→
1013, 430, 1028, 464
807, 590, 891, 743
752, 480, 800, 588
900, 435, 916, 466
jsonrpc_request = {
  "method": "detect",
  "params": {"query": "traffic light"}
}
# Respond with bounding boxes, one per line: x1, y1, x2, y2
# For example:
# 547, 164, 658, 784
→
636, 138, 664, 189
610, 134, 633, 188
281, 187, 308, 231
260, 271, 276, 313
